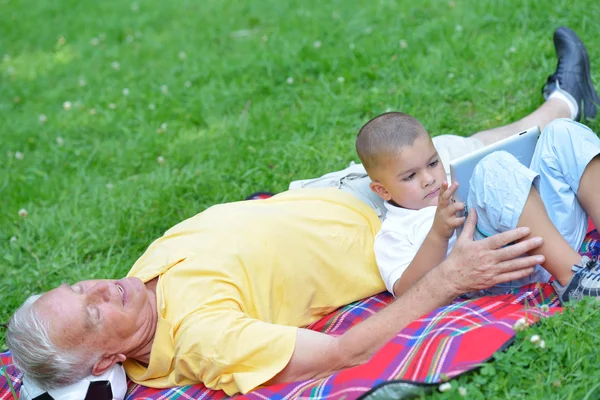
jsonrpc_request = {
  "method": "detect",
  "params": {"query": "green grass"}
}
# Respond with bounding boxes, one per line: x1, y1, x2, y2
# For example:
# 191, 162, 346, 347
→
2, 0, 600, 398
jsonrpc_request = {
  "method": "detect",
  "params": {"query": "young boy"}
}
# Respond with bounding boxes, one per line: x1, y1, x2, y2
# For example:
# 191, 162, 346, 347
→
357, 113, 600, 303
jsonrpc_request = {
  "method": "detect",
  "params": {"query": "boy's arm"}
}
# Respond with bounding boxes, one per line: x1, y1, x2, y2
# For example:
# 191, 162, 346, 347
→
392, 182, 465, 297
392, 230, 448, 296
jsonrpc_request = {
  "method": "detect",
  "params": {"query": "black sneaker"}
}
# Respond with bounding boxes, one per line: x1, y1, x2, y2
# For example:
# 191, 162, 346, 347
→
552, 256, 600, 304
542, 27, 599, 121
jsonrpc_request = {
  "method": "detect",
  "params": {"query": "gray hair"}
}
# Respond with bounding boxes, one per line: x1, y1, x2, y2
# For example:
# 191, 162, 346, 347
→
5, 294, 97, 390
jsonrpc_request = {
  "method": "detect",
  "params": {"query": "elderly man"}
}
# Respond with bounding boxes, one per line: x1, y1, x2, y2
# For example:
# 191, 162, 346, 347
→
5, 27, 598, 395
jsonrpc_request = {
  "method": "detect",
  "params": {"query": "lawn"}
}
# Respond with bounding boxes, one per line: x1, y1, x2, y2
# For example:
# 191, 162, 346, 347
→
2, 0, 600, 398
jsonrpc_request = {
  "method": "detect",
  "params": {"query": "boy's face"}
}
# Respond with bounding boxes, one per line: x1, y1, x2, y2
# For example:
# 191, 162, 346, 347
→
370, 134, 447, 209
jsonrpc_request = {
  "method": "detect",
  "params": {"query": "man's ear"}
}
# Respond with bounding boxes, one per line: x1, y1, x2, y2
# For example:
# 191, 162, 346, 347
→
370, 181, 392, 201
92, 353, 127, 375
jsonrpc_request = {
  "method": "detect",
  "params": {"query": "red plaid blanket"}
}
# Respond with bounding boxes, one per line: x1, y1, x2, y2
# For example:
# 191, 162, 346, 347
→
2, 227, 599, 400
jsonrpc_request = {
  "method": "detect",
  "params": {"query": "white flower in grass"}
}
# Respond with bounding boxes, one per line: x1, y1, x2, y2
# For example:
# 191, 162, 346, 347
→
538, 340, 546, 349
337, 76, 345, 84
449, 0, 456, 7
161, 123, 168, 130
349, 43, 355, 50
148, 103, 156, 110
56, 136, 65, 146
399, 39, 408, 49
438, 382, 452, 392
130, 3, 139, 12
160, 84, 169, 94
509, 46, 517, 53
38, 114, 47, 124
63, 101, 72, 111
108, 103, 116, 109
458, 386, 467, 396
79, 77, 87, 87
530, 334, 541, 344
184, 80, 191, 88
286, 77, 294, 84
90, 37, 100, 46
513, 317, 529, 332
313, 40, 322, 49
112, 61, 120, 71
385, 107, 393, 112
540, 304, 550, 313
455, 25, 463, 32
122, 88, 130, 96
88, 108, 97, 115
18, 208, 28, 218
157, 156, 166, 165
178, 51, 187, 60
15, 151, 24, 160
9, 236, 17, 243
448, 73, 455, 79
106, 183, 114, 190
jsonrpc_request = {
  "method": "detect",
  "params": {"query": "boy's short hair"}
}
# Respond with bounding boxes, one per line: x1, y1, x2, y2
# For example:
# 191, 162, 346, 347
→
356, 112, 428, 173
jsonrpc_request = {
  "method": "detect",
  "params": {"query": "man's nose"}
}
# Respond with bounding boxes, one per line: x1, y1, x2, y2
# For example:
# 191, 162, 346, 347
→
88, 281, 111, 303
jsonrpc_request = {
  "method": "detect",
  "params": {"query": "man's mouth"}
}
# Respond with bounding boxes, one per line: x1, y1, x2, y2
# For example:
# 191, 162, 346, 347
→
425, 188, 440, 199
116, 282, 126, 306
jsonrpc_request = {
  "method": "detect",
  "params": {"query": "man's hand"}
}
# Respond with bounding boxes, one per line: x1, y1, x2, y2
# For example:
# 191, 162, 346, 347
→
439, 209, 545, 295
432, 182, 465, 240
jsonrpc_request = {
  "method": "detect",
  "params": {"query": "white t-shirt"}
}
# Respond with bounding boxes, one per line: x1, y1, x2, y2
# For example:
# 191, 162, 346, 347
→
374, 202, 457, 294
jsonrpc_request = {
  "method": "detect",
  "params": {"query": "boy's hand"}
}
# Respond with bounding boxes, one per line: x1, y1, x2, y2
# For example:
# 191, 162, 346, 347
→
432, 181, 465, 240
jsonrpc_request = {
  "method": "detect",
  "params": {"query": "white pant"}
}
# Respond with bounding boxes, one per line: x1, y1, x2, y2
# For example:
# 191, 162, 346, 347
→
468, 119, 600, 291
289, 134, 485, 221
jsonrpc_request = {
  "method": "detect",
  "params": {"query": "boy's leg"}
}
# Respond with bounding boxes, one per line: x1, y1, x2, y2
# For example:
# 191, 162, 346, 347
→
467, 151, 555, 292
529, 119, 600, 248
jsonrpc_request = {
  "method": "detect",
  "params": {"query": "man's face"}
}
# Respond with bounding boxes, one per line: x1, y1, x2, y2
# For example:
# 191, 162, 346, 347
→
35, 277, 155, 357
372, 135, 447, 209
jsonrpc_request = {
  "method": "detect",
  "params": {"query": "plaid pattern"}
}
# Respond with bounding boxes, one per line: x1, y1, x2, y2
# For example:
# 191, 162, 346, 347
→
2, 228, 598, 400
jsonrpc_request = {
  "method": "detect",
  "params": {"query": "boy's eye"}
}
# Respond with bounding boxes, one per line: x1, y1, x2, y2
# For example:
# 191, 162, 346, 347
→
403, 173, 416, 181
429, 160, 439, 167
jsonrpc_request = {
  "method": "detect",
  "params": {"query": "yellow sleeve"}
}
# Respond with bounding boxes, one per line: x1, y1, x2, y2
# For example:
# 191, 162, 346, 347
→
173, 307, 298, 396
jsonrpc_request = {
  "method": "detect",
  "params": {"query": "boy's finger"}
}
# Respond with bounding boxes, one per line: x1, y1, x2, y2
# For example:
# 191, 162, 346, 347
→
445, 182, 459, 198
448, 202, 465, 213
438, 181, 449, 198
450, 216, 466, 227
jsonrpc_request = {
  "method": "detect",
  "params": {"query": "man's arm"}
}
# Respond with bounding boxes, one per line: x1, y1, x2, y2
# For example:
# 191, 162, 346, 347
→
270, 210, 545, 384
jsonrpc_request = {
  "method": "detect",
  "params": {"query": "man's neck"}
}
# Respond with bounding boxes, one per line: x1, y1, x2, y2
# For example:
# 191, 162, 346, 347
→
127, 278, 159, 364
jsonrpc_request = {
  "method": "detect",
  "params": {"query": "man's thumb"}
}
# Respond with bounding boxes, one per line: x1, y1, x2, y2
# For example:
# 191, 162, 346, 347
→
460, 208, 477, 239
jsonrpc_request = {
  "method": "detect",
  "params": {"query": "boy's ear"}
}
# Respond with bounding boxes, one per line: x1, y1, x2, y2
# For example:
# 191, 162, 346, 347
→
370, 181, 392, 201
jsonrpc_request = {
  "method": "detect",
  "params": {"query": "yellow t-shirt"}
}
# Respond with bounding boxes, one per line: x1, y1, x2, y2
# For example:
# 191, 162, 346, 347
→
124, 188, 385, 395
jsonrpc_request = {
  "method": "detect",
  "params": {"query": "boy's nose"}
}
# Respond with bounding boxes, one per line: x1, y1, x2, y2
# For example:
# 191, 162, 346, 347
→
422, 173, 435, 188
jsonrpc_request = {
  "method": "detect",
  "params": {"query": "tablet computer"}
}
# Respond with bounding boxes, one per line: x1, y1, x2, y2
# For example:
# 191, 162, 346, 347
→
449, 125, 541, 205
